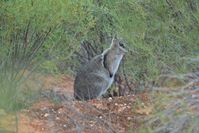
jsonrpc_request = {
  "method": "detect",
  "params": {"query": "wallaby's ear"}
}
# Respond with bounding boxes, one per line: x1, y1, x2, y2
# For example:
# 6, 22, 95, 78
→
113, 34, 118, 39
111, 38, 116, 48
111, 35, 119, 48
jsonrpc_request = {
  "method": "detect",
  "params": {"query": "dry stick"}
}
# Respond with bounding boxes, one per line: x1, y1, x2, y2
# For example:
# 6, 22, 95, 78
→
66, 103, 110, 132
12, 25, 60, 81
81, 41, 92, 61
122, 57, 133, 95
65, 114, 83, 133
187, 0, 197, 12
74, 51, 89, 63
15, 112, 18, 133
9, 33, 21, 80
14, 27, 52, 82
64, 102, 118, 133
166, 0, 183, 19
22, 20, 31, 52
82, 41, 95, 60
12, 21, 31, 80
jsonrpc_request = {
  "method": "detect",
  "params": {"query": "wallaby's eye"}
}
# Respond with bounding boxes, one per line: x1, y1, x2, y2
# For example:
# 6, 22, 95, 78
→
119, 42, 125, 48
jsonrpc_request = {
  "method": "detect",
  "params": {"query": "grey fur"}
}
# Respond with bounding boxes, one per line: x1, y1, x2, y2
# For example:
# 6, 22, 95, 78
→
74, 38, 127, 100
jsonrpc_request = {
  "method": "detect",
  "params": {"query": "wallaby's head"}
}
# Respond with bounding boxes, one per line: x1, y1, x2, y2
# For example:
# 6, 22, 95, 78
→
110, 37, 128, 54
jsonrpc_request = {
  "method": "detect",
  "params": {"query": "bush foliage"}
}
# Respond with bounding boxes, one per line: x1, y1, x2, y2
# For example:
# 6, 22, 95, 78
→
1, 0, 199, 76
0, 0, 199, 110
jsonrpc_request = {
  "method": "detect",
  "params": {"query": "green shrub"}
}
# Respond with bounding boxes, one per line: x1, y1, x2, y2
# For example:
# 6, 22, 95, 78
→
0, 0, 198, 111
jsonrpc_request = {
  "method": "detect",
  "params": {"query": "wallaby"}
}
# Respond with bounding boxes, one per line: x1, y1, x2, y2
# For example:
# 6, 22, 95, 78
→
74, 37, 127, 100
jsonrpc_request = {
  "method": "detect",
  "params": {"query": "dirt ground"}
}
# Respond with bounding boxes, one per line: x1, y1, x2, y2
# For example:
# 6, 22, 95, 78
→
1, 72, 199, 133
16, 74, 153, 133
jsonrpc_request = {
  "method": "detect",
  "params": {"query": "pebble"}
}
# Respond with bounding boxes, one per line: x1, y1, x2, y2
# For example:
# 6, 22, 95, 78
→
63, 124, 67, 128
127, 117, 131, 120
108, 97, 113, 102
44, 113, 49, 117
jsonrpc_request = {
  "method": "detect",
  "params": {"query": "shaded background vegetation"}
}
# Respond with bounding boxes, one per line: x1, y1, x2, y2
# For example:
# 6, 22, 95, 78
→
0, 0, 198, 114
0, 0, 199, 132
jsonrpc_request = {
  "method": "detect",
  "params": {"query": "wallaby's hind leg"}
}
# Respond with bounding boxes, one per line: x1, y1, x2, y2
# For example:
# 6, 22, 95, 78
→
74, 74, 108, 100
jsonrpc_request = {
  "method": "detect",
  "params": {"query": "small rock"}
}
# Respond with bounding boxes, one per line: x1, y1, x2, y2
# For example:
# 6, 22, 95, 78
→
63, 124, 67, 128
57, 108, 63, 114
56, 117, 60, 120
108, 97, 113, 102
127, 106, 131, 109
41, 107, 47, 111
99, 115, 102, 119
118, 106, 126, 112
51, 108, 56, 113
127, 117, 131, 120
44, 113, 49, 117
